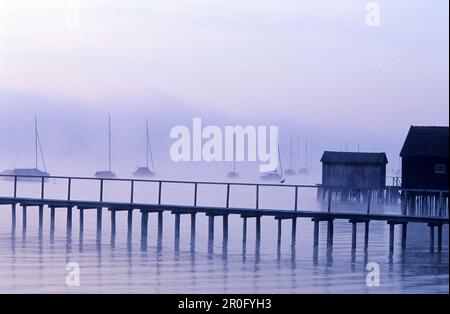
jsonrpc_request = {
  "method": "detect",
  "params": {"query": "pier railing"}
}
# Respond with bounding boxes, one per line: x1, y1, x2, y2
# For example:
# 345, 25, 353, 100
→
0, 174, 447, 217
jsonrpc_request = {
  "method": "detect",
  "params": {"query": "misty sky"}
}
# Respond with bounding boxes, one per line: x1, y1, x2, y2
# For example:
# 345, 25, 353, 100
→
0, 0, 448, 180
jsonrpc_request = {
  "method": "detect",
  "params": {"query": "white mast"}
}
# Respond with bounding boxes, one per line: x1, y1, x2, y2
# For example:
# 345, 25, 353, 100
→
108, 113, 112, 172
34, 115, 38, 169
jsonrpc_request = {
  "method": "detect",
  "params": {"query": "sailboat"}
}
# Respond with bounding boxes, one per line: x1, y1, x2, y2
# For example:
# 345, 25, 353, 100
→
95, 114, 116, 179
133, 119, 156, 177
226, 134, 239, 178
284, 135, 296, 176
260, 144, 284, 181
2, 115, 49, 181
298, 139, 310, 175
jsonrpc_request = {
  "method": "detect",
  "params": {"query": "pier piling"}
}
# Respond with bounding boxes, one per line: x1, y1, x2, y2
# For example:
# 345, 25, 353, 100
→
22, 205, 27, 231
127, 209, 133, 241
351, 221, 357, 249
96, 208, 102, 234
208, 215, 214, 242
313, 219, 319, 247
292, 218, 297, 247
327, 219, 333, 247
190, 213, 196, 240
242, 217, 247, 244
110, 209, 116, 236
38, 205, 44, 232
11, 204, 16, 231
223, 215, 228, 241
50, 206, 55, 238
388, 222, 395, 252
277, 219, 282, 247
67, 206, 72, 237
364, 221, 369, 250
79, 208, 84, 233
141, 211, 148, 239
256, 216, 261, 244
175, 213, 181, 241
401, 223, 407, 249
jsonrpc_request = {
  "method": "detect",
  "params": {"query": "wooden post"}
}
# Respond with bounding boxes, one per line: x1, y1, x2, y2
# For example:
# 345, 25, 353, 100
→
277, 219, 282, 247
190, 213, 196, 240
194, 183, 198, 207
13, 176, 17, 198
130, 180, 134, 204
141, 211, 149, 238
158, 181, 162, 205
22, 205, 27, 231
66, 206, 72, 235
226, 184, 230, 208
38, 205, 44, 231
429, 225, 435, 253
327, 219, 333, 246
313, 220, 319, 247
208, 215, 214, 241
11, 204, 16, 231
364, 221, 369, 250
351, 221, 357, 249
99, 179, 104, 202
242, 217, 247, 244
127, 209, 133, 239
256, 216, 261, 243
175, 213, 181, 240
96, 208, 102, 233
292, 218, 297, 247
401, 223, 407, 249
41, 177, 45, 199
223, 215, 228, 241
437, 224, 443, 252
79, 208, 84, 233
157, 211, 163, 236
389, 223, 395, 252
111, 209, 116, 236
256, 185, 259, 209
50, 206, 55, 236
67, 178, 72, 201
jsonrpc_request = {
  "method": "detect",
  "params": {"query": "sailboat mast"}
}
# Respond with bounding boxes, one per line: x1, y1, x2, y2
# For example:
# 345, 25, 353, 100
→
34, 115, 38, 169
108, 113, 112, 172
146, 119, 149, 168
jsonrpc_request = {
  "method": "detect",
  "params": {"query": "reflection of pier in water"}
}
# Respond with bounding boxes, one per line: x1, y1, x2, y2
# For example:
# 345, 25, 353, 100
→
0, 174, 448, 255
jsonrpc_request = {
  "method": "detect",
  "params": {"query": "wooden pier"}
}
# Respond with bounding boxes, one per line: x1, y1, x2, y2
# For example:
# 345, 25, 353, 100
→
0, 174, 448, 253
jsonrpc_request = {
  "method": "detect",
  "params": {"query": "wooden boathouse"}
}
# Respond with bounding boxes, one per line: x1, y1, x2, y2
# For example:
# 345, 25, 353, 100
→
318, 151, 388, 202
400, 126, 449, 215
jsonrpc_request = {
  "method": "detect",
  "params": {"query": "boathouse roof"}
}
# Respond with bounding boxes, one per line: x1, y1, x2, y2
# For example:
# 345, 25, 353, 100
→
400, 126, 449, 157
320, 151, 388, 165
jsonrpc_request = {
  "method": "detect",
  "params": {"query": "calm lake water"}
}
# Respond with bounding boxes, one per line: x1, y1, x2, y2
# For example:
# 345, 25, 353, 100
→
0, 177, 448, 293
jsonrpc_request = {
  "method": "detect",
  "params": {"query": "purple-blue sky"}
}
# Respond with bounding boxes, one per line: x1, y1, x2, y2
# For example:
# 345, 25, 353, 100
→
0, 0, 448, 180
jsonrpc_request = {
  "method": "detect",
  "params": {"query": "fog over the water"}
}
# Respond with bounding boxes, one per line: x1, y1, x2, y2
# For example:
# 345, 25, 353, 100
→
0, 89, 417, 182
